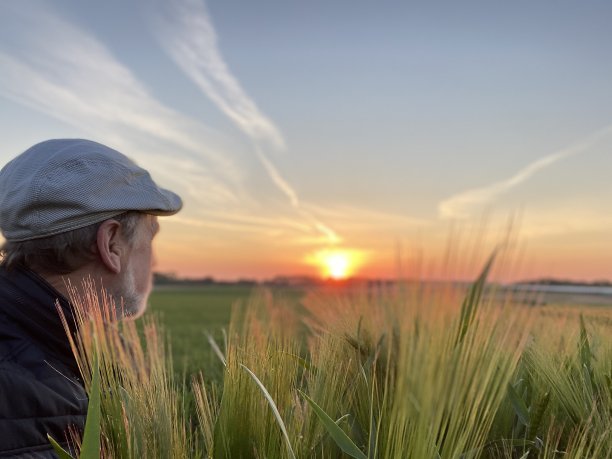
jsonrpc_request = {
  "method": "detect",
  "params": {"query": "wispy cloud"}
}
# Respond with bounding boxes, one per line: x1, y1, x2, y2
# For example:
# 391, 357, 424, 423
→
170, 215, 288, 235
171, 209, 334, 242
438, 125, 612, 219
151, 0, 284, 149
151, 0, 341, 243
0, 1, 346, 250
255, 147, 300, 207
303, 203, 430, 228
0, 1, 242, 203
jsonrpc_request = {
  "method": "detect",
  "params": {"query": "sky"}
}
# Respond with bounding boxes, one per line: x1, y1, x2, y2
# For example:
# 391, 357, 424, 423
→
1, 0, 612, 282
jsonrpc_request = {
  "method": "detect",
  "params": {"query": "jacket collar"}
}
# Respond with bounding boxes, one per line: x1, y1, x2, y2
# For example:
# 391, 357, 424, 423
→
0, 264, 79, 374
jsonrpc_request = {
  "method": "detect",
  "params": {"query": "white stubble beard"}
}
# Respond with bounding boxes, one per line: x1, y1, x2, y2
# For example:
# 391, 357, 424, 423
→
115, 265, 152, 319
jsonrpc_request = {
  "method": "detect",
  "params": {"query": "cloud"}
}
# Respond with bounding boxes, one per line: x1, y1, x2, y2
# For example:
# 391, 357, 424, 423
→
171, 210, 318, 237
151, 0, 284, 149
438, 125, 612, 219
254, 146, 300, 207
151, 0, 342, 243
254, 147, 341, 243
303, 203, 430, 228
0, 1, 345, 250
0, 2, 243, 198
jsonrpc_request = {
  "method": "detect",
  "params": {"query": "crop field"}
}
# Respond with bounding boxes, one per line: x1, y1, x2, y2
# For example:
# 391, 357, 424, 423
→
57, 274, 612, 458
147, 285, 303, 380
147, 284, 612, 380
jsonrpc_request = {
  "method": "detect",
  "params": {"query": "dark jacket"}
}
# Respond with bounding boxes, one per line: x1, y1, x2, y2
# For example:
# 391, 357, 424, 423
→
0, 265, 87, 458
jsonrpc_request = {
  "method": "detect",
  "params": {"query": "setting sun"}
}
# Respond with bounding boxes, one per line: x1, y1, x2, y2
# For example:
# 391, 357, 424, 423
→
306, 249, 365, 280
324, 252, 350, 279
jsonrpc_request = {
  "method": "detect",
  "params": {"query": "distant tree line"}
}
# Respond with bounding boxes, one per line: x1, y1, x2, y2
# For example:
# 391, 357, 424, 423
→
517, 278, 612, 287
154, 272, 612, 288
153, 272, 257, 287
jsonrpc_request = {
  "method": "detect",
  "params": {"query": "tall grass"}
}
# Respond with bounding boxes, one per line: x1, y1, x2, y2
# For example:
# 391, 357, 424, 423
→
58, 267, 611, 458
58, 280, 192, 457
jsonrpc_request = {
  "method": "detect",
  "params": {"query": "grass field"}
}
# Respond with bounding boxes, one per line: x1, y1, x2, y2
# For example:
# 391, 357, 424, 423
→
148, 285, 303, 380
148, 283, 612, 382
60, 278, 612, 458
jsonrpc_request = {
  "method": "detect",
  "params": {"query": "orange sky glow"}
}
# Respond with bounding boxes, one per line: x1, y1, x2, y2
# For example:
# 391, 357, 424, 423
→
155, 214, 612, 283
2, 2, 612, 284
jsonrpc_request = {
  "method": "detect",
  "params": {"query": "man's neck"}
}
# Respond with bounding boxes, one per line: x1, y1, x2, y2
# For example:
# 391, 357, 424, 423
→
38, 266, 107, 306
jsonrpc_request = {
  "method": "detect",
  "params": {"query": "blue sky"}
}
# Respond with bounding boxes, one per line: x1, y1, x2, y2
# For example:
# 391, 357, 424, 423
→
1, 0, 611, 280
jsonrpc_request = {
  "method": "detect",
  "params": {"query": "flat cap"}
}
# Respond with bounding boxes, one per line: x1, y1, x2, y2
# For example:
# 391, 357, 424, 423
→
0, 139, 182, 242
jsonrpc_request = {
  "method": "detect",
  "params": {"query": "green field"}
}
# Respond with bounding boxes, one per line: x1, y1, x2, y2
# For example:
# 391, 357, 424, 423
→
83, 282, 610, 458
148, 284, 612, 381
148, 285, 304, 379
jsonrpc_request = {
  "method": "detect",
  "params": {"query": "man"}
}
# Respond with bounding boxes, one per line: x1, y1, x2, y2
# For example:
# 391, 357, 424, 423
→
0, 139, 182, 457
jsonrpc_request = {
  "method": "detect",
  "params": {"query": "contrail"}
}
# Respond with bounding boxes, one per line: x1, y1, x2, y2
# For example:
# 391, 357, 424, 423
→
0, 2, 342, 246
255, 147, 300, 208
0, 1, 241, 191
438, 124, 612, 219
152, 0, 284, 149
254, 144, 340, 243
152, 0, 341, 243
255, 144, 341, 242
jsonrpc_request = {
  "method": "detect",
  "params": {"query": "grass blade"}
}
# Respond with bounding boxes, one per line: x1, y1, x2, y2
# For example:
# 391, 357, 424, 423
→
206, 331, 227, 367
47, 434, 75, 459
80, 350, 101, 458
241, 364, 296, 459
299, 390, 367, 459
507, 383, 530, 427
578, 315, 595, 391
527, 392, 550, 440
455, 253, 495, 346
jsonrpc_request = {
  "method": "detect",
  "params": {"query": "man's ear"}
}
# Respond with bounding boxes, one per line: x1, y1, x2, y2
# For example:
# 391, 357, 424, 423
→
96, 219, 124, 274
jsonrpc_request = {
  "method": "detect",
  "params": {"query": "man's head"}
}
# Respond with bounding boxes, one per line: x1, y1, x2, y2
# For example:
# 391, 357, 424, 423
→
0, 139, 182, 318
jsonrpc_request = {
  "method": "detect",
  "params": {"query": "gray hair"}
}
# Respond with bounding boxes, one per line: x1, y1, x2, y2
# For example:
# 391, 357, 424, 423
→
0, 211, 143, 274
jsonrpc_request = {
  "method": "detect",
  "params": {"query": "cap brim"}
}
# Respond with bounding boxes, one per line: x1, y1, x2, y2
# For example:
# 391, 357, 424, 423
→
143, 188, 183, 216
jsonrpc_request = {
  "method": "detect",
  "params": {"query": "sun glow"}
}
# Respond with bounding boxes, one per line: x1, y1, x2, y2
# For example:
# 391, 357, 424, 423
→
325, 252, 350, 279
306, 248, 365, 280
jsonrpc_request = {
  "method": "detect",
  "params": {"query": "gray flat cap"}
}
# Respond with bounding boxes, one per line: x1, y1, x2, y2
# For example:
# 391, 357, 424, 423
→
0, 139, 183, 242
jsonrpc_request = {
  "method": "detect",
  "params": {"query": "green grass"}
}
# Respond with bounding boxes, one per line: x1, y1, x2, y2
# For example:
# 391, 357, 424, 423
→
148, 285, 304, 380
148, 286, 251, 379
58, 273, 612, 458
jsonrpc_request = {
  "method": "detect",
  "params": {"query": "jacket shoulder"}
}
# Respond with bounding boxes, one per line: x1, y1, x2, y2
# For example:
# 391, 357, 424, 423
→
0, 360, 86, 456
